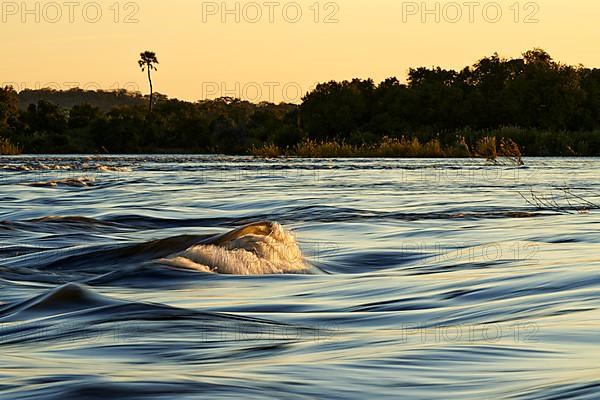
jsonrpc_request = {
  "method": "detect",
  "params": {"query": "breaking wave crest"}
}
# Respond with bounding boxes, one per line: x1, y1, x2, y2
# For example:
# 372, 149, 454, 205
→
28, 177, 96, 188
160, 221, 312, 275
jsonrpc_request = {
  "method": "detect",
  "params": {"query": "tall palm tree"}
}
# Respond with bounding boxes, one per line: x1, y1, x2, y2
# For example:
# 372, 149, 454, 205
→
138, 51, 159, 113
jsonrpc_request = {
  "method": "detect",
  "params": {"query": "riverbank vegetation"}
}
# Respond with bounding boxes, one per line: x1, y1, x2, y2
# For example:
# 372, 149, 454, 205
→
0, 137, 21, 155
1, 49, 600, 156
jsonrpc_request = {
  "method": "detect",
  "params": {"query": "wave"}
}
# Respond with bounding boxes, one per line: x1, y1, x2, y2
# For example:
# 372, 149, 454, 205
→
0, 283, 122, 321
0, 221, 312, 278
1, 164, 73, 171
28, 177, 96, 188
95, 165, 132, 172
1, 161, 132, 173
0, 283, 316, 340
81, 207, 546, 230
160, 221, 312, 275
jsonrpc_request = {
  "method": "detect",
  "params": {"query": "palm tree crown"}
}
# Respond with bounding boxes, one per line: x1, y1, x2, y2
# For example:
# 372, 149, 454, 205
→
138, 51, 159, 72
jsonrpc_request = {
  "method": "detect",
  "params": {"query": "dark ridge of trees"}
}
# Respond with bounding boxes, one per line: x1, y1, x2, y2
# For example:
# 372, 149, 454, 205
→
2, 48, 600, 156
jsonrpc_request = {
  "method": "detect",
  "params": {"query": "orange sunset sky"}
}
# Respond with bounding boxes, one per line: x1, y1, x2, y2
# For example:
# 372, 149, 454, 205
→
1, 0, 598, 103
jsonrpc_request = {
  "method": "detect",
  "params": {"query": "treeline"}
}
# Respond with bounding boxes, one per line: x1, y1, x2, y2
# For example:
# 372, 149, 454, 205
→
0, 92, 299, 154
17, 88, 149, 112
1, 48, 600, 156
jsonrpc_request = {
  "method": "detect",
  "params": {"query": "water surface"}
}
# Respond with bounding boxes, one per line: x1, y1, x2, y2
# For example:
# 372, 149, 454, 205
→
1, 156, 599, 399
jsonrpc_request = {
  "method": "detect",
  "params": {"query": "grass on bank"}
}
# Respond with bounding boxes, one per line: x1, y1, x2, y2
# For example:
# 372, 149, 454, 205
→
252, 136, 522, 162
0, 137, 22, 155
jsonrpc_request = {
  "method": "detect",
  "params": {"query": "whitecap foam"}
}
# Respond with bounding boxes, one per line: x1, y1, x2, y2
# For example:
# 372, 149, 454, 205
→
28, 176, 95, 188
95, 165, 132, 172
159, 222, 311, 275
1, 164, 73, 171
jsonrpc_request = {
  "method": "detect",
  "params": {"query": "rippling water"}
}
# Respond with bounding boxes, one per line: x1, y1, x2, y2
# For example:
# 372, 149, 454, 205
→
1, 156, 599, 399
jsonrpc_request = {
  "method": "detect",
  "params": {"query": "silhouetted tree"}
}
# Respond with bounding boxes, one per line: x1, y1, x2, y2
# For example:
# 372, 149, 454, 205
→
69, 104, 101, 129
138, 51, 159, 114
24, 100, 68, 134
301, 79, 375, 140
0, 86, 19, 132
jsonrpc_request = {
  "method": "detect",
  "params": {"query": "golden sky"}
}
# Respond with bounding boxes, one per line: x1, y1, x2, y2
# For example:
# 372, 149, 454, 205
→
1, 0, 598, 103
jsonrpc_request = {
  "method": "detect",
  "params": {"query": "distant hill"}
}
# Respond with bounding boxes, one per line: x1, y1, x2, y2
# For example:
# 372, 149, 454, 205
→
17, 88, 150, 111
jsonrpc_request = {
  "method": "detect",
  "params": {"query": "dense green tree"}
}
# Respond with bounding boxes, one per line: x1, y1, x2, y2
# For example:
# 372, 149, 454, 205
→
69, 104, 101, 129
301, 79, 375, 140
24, 100, 68, 134
0, 86, 19, 133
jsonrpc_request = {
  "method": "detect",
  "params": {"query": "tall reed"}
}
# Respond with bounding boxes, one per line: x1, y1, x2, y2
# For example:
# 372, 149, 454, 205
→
0, 137, 22, 155
251, 135, 524, 163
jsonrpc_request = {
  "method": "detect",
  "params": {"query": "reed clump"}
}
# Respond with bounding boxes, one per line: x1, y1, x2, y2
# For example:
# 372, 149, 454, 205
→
475, 136, 497, 161
498, 137, 524, 165
251, 135, 525, 163
0, 137, 22, 155
250, 143, 281, 158
365, 137, 444, 158
293, 139, 356, 158
474, 136, 524, 165
444, 136, 472, 158
252, 136, 467, 158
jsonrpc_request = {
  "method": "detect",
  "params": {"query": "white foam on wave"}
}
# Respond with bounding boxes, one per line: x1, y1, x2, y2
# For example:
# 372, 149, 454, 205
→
95, 165, 132, 172
28, 176, 95, 188
1, 164, 73, 171
159, 222, 311, 275
2, 163, 131, 173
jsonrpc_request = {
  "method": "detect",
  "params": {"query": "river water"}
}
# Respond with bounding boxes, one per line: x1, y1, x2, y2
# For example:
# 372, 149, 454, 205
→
0, 156, 599, 399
